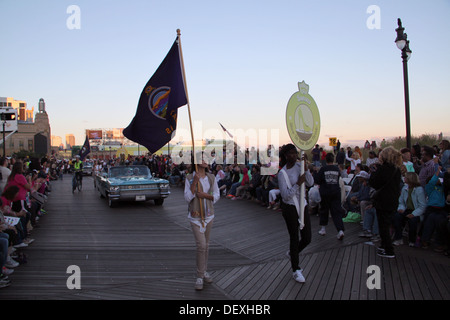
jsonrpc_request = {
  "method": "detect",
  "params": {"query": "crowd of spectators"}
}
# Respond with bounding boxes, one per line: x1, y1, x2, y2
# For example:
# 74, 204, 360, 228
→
162, 140, 450, 258
2, 138, 449, 288
0, 156, 53, 288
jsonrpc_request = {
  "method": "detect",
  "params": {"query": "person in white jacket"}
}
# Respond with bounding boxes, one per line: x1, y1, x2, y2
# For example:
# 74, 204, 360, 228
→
393, 172, 427, 246
278, 144, 314, 283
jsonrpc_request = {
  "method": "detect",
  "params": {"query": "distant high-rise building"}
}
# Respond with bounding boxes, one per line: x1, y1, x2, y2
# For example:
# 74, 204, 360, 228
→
66, 134, 75, 149
51, 135, 63, 147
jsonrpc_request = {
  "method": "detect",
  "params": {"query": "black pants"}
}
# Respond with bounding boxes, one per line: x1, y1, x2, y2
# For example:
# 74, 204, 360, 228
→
319, 192, 345, 232
282, 204, 311, 272
376, 208, 395, 255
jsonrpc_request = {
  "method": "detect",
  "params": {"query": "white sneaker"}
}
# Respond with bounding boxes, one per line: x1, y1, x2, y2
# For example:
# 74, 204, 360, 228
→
337, 230, 344, 240
293, 269, 305, 283
195, 278, 203, 290
5, 256, 19, 268
318, 227, 326, 236
392, 239, 403, 246
13, 242, 28, 248
203, 272, 213, 284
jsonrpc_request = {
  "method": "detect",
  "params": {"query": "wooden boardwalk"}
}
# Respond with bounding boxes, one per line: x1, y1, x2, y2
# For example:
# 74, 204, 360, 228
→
1, 174, 449, 300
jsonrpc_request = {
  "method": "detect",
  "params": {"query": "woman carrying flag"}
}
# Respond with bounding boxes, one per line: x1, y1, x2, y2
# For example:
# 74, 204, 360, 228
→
184, 152, 220, 290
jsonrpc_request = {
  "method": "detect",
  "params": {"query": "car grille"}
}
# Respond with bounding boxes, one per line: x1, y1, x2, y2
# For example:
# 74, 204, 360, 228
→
119, 185, 158, 190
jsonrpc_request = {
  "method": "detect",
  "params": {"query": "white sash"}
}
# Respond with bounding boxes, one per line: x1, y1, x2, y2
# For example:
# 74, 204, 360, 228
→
280, 169, 304, 230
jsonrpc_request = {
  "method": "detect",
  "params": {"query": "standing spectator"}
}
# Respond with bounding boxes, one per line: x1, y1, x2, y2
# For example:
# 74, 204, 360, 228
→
438, 139, 450, 173
336, 148, 346, 166
320, 148, 327, 167
311, 144, 321, 168
369, 147, 402, 258
184, 153, 220, 290
278, 144, 314, 283
0, 158, 11, 195
418, 146, 437, 188
346, 151, 361, 174
315, 153, 345, 240
393, 172, 427, 246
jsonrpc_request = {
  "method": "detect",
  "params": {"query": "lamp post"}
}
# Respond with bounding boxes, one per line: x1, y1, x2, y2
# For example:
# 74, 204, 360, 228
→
395, 18, 412, 150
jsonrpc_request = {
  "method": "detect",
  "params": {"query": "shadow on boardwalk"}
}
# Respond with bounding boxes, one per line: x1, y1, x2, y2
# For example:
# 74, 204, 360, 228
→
1, 175, 449, 300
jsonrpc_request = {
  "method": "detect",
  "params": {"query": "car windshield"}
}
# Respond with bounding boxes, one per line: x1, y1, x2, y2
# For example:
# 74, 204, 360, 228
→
109, 166, 151, 179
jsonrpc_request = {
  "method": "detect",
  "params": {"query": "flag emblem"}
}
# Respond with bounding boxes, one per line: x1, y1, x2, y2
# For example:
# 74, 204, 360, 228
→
148, 86, 171, 119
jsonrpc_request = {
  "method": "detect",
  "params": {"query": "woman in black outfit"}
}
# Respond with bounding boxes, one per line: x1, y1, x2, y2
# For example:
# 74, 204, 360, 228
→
369, 147, 403, 258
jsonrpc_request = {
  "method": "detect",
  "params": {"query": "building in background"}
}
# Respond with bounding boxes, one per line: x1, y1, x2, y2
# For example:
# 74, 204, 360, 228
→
65, 134, 75, 149
0, 97, 51, 156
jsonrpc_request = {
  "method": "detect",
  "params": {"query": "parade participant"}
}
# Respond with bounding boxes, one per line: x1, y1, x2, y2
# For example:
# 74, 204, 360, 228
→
278, 144, 314, 283
184, 152, 220, 290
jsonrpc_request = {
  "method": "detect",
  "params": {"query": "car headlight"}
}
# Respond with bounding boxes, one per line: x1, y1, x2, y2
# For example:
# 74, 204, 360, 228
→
109, 186, 120, 193
160, 183, 169, 189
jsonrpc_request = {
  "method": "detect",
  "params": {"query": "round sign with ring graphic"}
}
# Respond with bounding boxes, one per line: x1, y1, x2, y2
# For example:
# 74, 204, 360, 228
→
286, 81, 320, 151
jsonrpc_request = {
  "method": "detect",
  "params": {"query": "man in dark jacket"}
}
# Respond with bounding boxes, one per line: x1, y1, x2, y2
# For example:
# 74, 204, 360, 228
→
369, 147, 402, 258
315, 153, 345, 240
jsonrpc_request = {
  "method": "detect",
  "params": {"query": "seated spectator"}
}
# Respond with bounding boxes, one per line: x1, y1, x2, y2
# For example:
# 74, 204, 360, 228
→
256, 174, 277, 207
434, 171, 450, 254
246, 165, 261, 200
224, 165, 241, 198
267, 183, 281, 210
339, 164, 348, 179
349, 171, 371, 218
421, 166, 447, 249
233, 167, 251, 200
359, 203, 380, 242
366, 151, 379, 170
438, 139, 450, 175
393, 172, 427, 246
218, 165, 231, 195
168, 165, 181, 186
1, 185, 29, 248
418, 146, 437, 188
400, 148, 415, 174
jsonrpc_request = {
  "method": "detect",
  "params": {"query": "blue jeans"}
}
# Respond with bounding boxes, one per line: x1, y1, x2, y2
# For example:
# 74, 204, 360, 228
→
363, 206, 379, 235
421, 207, 448, 244
0, 233, 9, 269
228, 182, 241, 196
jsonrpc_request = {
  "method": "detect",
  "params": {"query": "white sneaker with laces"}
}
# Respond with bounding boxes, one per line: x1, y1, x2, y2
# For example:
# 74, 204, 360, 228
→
293, 269, 305, 283
337, 230, 344, 240
204, 272, 213, 284
318, 227, 326, 236
195, 278, 203, 290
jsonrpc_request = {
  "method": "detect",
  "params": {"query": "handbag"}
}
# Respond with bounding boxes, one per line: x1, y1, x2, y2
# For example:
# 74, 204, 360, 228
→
31, 192, 47, 205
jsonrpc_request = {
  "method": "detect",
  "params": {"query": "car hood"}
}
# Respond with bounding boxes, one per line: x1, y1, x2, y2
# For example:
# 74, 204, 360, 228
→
108, 177, 169, 186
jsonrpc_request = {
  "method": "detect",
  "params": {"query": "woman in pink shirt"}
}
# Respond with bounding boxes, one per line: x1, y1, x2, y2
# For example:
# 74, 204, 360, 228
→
5, 161, 36, 245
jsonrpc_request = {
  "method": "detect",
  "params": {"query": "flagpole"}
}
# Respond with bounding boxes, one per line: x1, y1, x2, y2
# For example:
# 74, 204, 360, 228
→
177, 29, 205, 227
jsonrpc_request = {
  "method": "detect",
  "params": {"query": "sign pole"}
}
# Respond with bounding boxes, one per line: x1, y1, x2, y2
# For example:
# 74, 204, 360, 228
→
177, 29, 205, 228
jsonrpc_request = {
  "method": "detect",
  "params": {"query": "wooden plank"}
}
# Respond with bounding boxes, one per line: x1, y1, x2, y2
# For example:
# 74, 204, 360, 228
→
2, 175, 450, 301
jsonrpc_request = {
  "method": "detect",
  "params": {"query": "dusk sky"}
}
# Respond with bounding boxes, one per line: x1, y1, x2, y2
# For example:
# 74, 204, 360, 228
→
1, 0, 449, 150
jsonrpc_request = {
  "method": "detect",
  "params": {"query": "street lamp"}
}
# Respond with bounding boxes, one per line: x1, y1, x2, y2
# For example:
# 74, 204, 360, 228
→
395, 18, 412, 150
